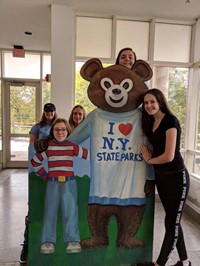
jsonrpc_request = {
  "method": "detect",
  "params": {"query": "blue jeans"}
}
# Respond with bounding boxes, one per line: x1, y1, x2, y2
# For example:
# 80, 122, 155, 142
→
41, 178, 80, 244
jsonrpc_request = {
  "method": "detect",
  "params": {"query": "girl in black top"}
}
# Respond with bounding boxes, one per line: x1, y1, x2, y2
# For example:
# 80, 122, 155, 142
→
140, 89, 191, 266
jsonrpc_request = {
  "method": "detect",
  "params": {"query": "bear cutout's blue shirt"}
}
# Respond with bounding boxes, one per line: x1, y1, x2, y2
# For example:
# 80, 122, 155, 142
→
68, 108, 154, 206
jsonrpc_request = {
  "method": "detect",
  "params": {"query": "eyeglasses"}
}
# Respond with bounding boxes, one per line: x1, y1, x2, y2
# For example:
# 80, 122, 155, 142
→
53, 128, 67, 133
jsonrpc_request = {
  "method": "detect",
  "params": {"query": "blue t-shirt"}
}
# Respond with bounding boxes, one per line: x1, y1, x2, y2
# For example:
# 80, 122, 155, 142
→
29, 123, 51, 139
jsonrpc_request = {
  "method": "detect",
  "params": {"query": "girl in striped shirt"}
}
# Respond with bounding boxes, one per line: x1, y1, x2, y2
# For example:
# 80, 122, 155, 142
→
31, 118, 89, 255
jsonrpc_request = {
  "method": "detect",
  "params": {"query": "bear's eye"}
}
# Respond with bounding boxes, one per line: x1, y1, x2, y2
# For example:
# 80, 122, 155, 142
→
120, 78, 133, 92
104, 81, 111, 89
123, 82, 129, 90
101, 77, 114, 91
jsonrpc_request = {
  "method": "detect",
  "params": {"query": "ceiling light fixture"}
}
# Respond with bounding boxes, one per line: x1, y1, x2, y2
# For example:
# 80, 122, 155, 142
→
186, 0, 190, 3
25, 31, 32, 35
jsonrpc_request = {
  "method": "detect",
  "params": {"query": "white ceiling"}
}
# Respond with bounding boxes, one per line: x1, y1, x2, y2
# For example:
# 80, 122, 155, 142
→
0, 0, 200, 52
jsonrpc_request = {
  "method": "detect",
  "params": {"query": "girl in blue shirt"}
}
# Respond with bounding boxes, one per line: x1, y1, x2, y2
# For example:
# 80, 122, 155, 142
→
20, 103, 57, 264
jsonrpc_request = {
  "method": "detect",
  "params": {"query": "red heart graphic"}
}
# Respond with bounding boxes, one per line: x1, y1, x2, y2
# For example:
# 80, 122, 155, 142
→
118, 123, 133, 136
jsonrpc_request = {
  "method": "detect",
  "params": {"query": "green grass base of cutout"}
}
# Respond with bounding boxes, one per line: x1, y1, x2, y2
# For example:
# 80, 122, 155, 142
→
28, 173, 155, 266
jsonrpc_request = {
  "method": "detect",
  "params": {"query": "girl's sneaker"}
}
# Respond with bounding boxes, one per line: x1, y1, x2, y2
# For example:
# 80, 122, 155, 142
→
66, 242, 81, 253
40, 243, 54, 254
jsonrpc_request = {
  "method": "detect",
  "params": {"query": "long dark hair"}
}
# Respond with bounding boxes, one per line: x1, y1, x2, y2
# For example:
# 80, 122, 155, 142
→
115, 47, 137, 65
141, 88, 174, 136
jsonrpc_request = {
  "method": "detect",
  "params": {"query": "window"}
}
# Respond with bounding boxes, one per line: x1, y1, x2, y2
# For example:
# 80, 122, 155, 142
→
75, 62, 95, 114
154, 23, 192, 62
152, 67, 189, 148
116, 20, 149, 60
3, 51, 40, 79
42, 54, 51, 79
10, 85, 36, 134
76, 17, 112, 58
197, 107, 200, 151
42, 81, 51, 107
42, 54, 51, 106
196, 69, 200, 151
194, 69, 200, 174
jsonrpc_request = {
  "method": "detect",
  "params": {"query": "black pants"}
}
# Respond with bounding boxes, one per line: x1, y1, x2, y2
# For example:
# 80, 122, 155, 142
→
155, 168, 190, 266
23, 215, 29, 246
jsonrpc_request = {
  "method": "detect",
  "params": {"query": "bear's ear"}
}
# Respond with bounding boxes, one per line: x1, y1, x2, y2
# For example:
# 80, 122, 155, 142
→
132, 60, 153, 82
80, 58, 104, 81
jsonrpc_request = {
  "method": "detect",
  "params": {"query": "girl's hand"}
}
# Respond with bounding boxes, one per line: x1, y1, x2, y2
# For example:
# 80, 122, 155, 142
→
141, 144, 152, 163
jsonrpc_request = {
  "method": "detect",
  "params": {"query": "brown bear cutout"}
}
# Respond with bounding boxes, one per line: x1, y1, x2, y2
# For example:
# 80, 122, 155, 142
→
77, 58, 154, 249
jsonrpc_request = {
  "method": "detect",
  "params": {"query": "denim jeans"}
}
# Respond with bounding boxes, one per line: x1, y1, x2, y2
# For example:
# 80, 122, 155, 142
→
41, 178, 80, 244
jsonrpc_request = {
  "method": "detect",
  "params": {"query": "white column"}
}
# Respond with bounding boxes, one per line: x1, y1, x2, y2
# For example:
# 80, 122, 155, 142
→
51, 5, 75, 118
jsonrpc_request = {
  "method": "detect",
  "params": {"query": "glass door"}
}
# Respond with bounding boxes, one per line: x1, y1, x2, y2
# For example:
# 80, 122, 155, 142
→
3, 81, 40, 168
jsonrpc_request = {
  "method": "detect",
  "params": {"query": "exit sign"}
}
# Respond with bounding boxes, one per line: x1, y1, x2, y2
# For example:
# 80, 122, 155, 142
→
13, 48, 25, 58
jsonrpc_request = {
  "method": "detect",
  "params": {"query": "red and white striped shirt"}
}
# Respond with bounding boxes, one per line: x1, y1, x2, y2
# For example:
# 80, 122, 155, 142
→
31, 139, 89, 181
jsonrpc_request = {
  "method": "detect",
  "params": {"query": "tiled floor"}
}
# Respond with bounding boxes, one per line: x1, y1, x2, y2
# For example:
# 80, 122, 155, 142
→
0, 169, 200, 266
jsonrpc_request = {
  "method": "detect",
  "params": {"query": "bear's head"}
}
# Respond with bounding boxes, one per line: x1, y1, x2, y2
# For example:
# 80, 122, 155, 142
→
80, 58, 153, 113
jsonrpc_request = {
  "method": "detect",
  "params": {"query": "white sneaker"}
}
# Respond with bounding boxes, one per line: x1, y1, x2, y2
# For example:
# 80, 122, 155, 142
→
40, 243, 54, 254
66, 242, 81, 253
